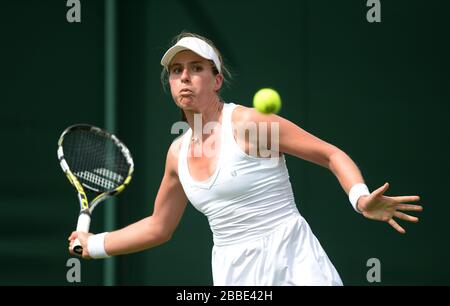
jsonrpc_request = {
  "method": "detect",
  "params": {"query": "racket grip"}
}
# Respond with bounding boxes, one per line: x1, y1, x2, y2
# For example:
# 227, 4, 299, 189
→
72, 212, 91, 256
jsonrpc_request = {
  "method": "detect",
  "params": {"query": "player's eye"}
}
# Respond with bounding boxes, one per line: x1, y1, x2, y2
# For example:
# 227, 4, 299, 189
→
171, 67, 182, 74
192, 65, 203, 72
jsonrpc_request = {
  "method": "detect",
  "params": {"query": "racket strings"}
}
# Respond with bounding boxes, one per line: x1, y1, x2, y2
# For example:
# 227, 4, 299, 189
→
63, 130, 130, 192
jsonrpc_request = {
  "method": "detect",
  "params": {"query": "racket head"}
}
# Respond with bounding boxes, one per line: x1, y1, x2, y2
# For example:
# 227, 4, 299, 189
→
57, 124, 134, 211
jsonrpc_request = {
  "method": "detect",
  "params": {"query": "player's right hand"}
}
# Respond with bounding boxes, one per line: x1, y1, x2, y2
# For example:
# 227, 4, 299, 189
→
68, 231, 93, 259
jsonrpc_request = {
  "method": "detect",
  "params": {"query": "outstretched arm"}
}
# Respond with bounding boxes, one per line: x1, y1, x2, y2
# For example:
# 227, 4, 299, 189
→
236, 106, 423, 233
69, 139, 188, 258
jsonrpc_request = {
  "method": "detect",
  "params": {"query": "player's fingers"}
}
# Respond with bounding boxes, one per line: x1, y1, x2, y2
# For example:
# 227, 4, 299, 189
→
82, 250, 91, 260
394, 211, 419, 223
388, 218, 406, 234
372, 182, 389, 197
68, 246, 75, 256
391, 195, 420, 203
395, 204, 423, 211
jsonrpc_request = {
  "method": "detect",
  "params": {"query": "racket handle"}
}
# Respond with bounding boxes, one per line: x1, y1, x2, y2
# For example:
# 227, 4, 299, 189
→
72, 212, 91, 256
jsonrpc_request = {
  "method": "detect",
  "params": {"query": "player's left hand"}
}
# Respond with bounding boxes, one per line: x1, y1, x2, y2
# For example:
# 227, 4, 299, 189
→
357, 183, 423, 234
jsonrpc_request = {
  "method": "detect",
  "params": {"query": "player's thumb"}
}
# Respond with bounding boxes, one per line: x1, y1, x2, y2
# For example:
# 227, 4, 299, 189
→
68, 231, 78, 241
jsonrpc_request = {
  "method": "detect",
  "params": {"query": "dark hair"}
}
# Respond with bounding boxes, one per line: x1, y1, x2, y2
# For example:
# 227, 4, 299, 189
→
160, 32, 232, 121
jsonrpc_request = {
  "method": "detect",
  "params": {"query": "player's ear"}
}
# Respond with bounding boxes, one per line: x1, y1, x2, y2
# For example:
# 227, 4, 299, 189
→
214, 73, 224, 92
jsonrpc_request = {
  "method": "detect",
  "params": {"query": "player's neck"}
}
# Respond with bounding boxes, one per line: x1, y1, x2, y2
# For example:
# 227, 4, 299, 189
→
185, 99, 223, 126
186, 99, 223, 142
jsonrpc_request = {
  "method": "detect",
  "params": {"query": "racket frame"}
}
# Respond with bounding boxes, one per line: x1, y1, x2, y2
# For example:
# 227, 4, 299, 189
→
57, 124, 134, 255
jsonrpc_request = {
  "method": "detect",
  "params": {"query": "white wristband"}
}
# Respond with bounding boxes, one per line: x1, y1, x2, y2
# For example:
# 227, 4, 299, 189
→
349, 183, 370, 213
87, 232, 110, 259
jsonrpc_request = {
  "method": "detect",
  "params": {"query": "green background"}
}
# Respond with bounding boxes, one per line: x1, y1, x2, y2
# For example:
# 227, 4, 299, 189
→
0, 0, 449, 285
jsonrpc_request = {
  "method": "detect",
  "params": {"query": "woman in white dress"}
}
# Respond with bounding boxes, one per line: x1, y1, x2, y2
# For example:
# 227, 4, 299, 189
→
69, 32, 423, 285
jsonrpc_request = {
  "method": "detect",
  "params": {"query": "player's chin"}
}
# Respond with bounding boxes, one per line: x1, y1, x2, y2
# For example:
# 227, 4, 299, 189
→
177, 96, 195, 108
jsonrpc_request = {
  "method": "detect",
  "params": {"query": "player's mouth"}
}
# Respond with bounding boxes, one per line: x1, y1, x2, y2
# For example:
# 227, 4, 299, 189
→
179, 89, 193, 96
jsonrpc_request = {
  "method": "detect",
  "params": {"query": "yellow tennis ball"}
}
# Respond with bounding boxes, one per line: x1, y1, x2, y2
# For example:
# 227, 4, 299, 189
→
253, 88, 282, 114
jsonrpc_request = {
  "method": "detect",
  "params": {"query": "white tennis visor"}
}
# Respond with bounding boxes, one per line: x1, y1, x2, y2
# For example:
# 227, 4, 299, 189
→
160, 37, 222, 74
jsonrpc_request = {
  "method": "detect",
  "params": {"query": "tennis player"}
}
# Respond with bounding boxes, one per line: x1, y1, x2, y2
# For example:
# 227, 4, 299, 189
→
69, 32, 423, 285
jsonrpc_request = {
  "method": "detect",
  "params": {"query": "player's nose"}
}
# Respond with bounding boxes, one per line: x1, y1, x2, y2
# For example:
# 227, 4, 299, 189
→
181, 68, 191, 82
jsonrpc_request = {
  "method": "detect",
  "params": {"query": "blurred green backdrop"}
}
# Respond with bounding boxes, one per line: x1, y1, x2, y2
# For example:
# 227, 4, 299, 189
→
0, 0, 449, 285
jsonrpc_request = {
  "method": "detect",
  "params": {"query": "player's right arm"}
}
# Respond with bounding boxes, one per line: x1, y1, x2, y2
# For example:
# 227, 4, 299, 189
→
71, 138, 188, 257
105, 138, 188, 256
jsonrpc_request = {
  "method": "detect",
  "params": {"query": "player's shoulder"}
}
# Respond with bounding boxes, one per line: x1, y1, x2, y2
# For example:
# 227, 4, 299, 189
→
167, 136, 183, 162
163, 136, 184, 175
232, 104, 255, 122
231, 104, 279, 124
170, 135, 183, 151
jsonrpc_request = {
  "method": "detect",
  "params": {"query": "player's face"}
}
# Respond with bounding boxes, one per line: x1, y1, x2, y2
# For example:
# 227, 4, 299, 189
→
168, 50, 222, 110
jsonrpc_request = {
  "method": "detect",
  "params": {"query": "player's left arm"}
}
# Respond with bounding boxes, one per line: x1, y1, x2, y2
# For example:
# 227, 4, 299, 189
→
239, 107, 422, 233
234, 106, 358, 183
239, 107, 361, 189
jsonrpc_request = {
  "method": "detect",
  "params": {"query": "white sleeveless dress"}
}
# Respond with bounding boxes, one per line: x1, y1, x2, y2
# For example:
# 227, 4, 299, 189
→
178, 103, 343, 286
